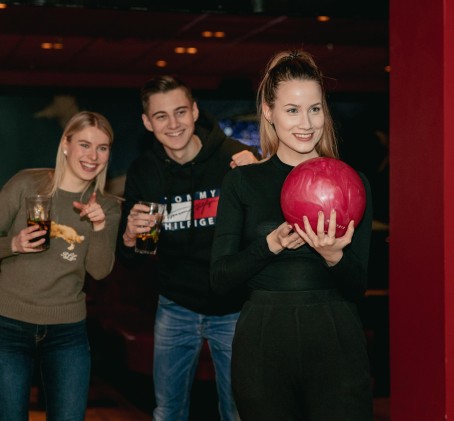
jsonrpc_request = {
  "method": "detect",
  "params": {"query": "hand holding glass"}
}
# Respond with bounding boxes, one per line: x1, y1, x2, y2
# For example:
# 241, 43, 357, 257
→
25, 195, 52, 250
135, 201, 165, 255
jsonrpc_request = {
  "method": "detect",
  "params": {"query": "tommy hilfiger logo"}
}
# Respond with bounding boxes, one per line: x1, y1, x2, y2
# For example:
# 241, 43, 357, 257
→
162, 189, 219, 231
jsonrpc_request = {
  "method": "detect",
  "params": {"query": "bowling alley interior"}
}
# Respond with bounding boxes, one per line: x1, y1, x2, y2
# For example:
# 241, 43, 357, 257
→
2, 0, 452, 419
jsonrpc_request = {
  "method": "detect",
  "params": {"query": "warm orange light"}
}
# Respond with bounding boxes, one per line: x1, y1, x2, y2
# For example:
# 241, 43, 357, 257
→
384, 65, 391, 73
156, 60, 167, 68
0, 3, 7, 9
202, 30, 225, 38
174, 47, 198, 55
317, 15, 331, 22
41, 42, 64, 50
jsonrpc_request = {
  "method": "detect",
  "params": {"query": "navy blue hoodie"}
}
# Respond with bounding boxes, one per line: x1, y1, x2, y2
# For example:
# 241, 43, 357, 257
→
118, 112, 259, 315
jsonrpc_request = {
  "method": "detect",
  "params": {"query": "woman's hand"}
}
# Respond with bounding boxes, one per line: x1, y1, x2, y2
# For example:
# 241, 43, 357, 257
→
73, 192, 106, 232
294, 209, 354, 266
266, 222, 306, 254
11, 224, 47, 253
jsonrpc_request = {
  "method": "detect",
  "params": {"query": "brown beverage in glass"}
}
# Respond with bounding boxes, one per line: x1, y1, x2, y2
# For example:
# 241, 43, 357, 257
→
135, 202, 165, 255
27, 219, 51, 248
25, 195, 52, 250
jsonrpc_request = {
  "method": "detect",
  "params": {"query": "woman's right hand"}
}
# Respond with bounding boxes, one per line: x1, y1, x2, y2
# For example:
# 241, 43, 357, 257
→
266, 222, 306, 254
11, 225, 46, 253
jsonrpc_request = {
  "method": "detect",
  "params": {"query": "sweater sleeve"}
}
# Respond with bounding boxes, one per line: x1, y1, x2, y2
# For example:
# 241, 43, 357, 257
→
210, 170, 275, 294
0, 173, 25, 259
85, 194, 121, 280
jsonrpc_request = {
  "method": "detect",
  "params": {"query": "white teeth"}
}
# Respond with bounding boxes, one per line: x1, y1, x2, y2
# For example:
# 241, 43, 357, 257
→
81, 162, 96, 170
295, 133, 312, 139
167, 130, 184, 137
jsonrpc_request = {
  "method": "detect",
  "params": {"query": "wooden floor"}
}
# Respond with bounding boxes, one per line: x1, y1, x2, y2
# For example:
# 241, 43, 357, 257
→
29, 376, 390, 421
29, 376, 153, 421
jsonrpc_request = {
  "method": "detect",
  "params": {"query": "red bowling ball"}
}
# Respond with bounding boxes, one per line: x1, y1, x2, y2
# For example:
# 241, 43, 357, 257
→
280, 157, 366, 238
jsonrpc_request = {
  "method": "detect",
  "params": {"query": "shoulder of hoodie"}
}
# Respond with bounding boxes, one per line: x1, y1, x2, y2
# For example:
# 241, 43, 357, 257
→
196, 110, 260, 158
126, 145, 162, 177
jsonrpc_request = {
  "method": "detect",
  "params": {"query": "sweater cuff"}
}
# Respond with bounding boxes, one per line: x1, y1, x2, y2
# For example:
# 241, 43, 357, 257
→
0, 235, 16, 259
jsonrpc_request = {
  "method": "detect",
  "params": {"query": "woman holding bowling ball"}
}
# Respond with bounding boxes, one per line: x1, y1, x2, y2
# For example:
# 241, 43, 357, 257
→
0, 111, 121, 421
211, 49, 373, 420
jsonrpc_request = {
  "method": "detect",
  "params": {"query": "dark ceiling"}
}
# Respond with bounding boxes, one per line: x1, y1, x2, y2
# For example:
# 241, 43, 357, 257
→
0, 1, 389, 94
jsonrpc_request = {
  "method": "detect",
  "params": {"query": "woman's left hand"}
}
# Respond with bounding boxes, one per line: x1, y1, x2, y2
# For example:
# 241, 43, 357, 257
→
294, 209, 354, 266
73, 192, 106, 231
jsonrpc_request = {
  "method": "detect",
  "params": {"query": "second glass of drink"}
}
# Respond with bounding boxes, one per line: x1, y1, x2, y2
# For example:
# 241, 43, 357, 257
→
135, 201, 166, 255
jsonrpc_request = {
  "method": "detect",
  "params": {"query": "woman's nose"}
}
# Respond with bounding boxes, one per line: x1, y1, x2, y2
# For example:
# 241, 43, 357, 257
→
298, 114, 312, 129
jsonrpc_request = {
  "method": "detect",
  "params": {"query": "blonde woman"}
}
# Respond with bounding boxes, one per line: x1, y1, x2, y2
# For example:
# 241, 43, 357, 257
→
0, 111, 121, 421
211, 50, 373, 420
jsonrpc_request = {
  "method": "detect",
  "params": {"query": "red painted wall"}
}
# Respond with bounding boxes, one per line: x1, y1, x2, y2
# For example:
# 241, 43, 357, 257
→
390, 0, 454, 418
445, 0, 454, 418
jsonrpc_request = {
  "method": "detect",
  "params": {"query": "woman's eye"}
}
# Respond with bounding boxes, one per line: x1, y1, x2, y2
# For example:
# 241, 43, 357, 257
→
98, 146, 109, 152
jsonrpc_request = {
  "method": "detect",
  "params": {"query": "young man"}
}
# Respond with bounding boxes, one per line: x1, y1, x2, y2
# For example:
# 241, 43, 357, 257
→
118, 75, 259, 421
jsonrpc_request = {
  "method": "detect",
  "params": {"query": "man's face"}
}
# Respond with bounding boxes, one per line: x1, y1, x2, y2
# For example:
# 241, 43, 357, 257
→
142, 88, 200, 160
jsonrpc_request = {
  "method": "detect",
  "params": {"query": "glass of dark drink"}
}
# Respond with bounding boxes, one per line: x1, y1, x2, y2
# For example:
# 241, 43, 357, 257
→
25, 195, 52, 251
135, 201, 166, 255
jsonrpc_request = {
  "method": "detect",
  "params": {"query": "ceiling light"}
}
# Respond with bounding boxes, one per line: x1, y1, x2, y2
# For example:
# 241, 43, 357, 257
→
317, 16, 330, 22
156, 60, 167, 68
384, 65, 391, 73
214, 31, 225, 38
174, 47, 198, 55
41, 42, 64, 50
0, 3, 7, 9
202, 31, 213, 38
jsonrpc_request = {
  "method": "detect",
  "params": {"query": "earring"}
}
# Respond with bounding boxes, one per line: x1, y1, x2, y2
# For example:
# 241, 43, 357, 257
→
63, 150, 67, 156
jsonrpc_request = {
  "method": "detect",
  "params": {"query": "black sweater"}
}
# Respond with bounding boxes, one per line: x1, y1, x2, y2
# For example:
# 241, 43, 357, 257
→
210, 155, 373, 301
118, 112, 259, 315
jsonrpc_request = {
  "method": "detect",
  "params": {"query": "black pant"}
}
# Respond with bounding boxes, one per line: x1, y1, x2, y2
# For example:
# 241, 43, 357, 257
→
231, 289, 373, 421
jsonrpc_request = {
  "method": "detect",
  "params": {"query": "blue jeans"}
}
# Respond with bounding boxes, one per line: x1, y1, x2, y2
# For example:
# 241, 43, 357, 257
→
153, 295, 240, 421
0, 315, 91, 421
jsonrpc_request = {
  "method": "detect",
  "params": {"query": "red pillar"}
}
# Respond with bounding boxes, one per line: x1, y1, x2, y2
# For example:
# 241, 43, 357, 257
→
390, 0, 454, 418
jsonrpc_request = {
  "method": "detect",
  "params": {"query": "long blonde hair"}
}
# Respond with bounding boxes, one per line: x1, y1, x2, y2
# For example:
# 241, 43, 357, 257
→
48, 111, 114, 196
257, 49, 338, 159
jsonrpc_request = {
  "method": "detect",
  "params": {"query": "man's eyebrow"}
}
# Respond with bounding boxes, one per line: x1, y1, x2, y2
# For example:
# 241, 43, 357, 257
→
151, 106, 189, 118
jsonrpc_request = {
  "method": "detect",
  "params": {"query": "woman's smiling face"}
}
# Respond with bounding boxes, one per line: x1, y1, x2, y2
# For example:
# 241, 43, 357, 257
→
61, 126, 111, 191
263, 79, 324, 166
